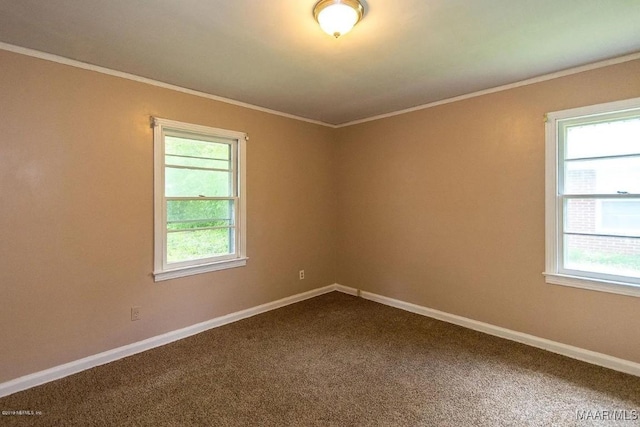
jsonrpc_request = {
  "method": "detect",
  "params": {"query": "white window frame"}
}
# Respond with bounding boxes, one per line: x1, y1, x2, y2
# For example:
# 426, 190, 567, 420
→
153, 117, 247, 282
544, 97, 640, 297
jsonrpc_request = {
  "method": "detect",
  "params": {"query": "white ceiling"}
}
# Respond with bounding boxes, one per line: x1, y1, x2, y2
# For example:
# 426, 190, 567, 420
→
0, 0, 639, 125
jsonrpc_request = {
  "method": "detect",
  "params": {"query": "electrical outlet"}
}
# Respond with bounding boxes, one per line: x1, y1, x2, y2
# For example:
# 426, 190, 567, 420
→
299, 270, 305, 280
131, 306, 141, 321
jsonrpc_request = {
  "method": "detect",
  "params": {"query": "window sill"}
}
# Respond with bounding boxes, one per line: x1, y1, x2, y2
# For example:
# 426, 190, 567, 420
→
154, 257, 248, 282
543, 272, 640, 298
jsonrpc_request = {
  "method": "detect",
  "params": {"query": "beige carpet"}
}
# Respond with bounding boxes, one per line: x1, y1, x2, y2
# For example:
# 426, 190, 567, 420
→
1, 292, 639, 426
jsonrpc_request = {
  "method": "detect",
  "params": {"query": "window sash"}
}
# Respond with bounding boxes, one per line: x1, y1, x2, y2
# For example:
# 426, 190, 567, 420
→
557, 120, 640, 283
162, 138, 238, 269
164, 196, 239, 268
558, 194, 640, 285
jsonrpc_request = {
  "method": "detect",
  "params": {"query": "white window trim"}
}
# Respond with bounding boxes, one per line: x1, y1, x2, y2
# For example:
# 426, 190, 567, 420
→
544, 97, 640, 298
152, 117, 247, 282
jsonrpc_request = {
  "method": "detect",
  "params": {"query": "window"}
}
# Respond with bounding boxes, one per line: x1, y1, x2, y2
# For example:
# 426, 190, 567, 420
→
544, 97, 640, 297
153, 118, 247, 281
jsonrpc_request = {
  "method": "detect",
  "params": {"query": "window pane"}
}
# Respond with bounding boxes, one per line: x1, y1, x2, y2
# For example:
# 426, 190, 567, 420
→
165, 136, 231, 169
600, 199, 640, 237
167, 228, 234, 263
167, 220, 231, 231
166, 136, 230, 160
165, 155, 230, 170
565, 117, 640, 160
168, 220, 231, 231
165, 167, 232, 197
564, 198, 597, 234
564, 157, 640, 195
564, 234, 640, 278
565, 198, 640, 237
167, 200, 234, 224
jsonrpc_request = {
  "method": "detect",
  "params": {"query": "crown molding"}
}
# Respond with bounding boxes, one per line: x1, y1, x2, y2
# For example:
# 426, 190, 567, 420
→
0, 41, 334, 128
1, 41, 638, 129
336, 51, 640, 128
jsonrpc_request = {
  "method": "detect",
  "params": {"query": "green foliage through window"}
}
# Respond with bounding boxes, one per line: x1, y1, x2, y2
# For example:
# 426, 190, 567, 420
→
164, 136, 236, 263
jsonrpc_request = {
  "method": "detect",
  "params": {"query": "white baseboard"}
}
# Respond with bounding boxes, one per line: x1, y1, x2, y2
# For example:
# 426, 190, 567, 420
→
334, 284, 359, 296
5, 283, 634, 398
359, 290, 640, 377
0, 283, 350, 398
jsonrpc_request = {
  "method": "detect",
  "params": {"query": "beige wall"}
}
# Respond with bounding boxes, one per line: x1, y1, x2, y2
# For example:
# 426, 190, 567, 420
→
335, 59, 640, 363
1, 48, 639, 384
0, 50, 337, 382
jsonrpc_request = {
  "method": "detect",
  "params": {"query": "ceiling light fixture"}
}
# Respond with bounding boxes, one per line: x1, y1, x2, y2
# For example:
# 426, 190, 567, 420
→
313, 0, 365, 38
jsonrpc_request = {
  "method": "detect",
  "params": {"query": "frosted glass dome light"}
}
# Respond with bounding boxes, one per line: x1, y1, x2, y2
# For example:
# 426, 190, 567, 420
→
313, 0, 365, 38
